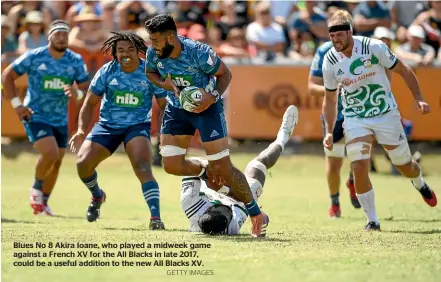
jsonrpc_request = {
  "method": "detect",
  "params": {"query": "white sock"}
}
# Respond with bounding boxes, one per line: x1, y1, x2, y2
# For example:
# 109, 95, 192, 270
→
410, 163, 425, 190
356, 189, 379, 224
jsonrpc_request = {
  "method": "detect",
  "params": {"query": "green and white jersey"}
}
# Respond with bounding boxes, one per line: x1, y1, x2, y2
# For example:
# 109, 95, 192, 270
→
322, 36, 399, 118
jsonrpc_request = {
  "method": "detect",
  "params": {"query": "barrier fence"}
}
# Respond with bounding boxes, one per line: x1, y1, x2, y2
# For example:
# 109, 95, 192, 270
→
2, 57, 441, 141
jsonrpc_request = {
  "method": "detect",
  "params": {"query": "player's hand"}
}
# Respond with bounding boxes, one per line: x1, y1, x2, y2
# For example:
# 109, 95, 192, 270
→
250, 212, 264, 238
14, 106, 34, 121
64, 85, 78, 99
69, 131, 86, 154
323, 133, 334, 151
416, 100, 430, 114
191, 88, 216, 113
163, 74, 180, 97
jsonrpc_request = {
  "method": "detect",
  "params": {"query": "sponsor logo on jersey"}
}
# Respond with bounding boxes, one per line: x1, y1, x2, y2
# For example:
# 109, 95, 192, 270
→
42, 76, 69, 91
114, 91, 142, 107
342, 72, 376, 87
170, 75, 193, 87
349, 55, 379, 75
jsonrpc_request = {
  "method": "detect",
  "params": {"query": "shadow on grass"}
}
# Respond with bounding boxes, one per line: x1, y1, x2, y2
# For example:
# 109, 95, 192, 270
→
194, 233, 294, 242
1, 217, 39, 224
102, 227, 188, 232
383, 217, 441, 223
384, 229, 441, 235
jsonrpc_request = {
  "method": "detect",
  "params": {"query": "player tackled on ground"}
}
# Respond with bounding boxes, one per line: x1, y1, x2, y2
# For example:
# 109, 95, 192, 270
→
69, 31, 167, 230
322, 10, 437, 231
309, 41, 361, 218
144, 14, 266, 237
180, 106, 298, 236
2, 20, 90, 216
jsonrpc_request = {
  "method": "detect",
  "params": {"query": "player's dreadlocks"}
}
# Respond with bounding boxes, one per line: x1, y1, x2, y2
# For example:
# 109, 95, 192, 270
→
101, 31, 147, 60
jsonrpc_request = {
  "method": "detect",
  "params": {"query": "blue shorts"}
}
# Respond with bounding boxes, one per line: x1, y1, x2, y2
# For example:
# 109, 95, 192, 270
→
23, 121, 68, 148
86, 122, 151, 154
321, 117, 345, 143
161, 101, 227, 143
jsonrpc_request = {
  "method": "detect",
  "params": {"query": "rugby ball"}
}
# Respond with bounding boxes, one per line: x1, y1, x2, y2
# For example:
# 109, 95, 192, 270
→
179, 86, 203, 112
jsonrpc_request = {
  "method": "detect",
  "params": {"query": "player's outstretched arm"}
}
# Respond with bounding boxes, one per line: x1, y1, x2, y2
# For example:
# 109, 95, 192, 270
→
391, 60, 430, 114
308, 74, 326, 97
1, 64, 34, 121
322, 89, 338, 150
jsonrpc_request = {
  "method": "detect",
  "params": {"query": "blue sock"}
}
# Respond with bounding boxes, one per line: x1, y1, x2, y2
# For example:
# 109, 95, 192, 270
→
142, 181, 161, 220
43, 193, 50, 206
33, 178, 44, 191
81, 171, 103, 199
245, 199, 261, 216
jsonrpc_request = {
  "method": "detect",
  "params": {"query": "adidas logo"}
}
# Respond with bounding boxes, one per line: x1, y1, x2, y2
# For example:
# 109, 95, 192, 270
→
210, 130, 219, 138
109, 78, 118, 86
151, 206, 157, 210
337, 69, 344, 76
399, 134, 405, 141
37, 64, 47, 71
140, 130, 148, 136
36, 130, 47, 138
157, 62, 164, 69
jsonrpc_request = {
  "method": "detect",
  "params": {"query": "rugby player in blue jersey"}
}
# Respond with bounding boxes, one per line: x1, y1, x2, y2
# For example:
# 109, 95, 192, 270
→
69, 31, 167, 230
144, 14, 285, 237
2, 20, 90, 216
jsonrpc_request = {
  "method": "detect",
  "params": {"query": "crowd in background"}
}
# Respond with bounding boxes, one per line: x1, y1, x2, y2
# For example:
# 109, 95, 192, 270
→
2, 0, 441, 69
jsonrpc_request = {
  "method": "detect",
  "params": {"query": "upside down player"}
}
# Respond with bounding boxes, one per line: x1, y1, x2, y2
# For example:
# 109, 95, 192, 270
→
144, 14, 266, 236
69, 31, 167, 229
2, 20, 89, 216
181, 106, 298, 235
322, 10, 437, 231
308, 41, 361, 218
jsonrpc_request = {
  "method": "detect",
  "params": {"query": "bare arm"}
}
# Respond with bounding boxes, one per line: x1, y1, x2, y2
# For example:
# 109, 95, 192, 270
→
17, 33, 28, 55
422, 47, 436, 65
252, 41, 286, 53
1, 65, 21, 100
323, 89, 338, 134
65, 5, 78, 27
116, 1, 131, 30
77, 91, 101, 133
155, 97, 167, 136
354, 15, 391, 32
308, 74, 325, 97
306, 21, 329, 39
212, 61, 232, 96
395, 48, 423, 63
391, 60, 425, 102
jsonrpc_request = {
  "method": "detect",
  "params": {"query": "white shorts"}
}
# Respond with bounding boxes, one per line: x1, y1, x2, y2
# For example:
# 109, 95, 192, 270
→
344, 109, 407, 145
246, 177, 263, 201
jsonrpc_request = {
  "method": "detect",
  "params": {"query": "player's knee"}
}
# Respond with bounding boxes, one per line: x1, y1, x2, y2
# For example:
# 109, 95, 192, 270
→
209, 158, 232, 177
351, 159, 369, 173
41, 149, 60, 165
346, 142, 371, 163
132, 159, 154, 178
76, 154, 95, 177
163, 158, 182, 175
386, 143, 412, 166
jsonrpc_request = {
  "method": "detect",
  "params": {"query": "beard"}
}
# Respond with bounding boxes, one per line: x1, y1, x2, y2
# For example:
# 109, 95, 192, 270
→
158, 41, 174, 59
53, 46, 67, 52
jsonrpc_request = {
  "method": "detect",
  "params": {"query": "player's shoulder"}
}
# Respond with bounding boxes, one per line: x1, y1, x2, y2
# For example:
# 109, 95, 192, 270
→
354, 36, 384, 54
317, 41, 333, 55
26, 46, 48, 58
181, 36, 213, 55
64, 48, 84, 62
146, 46, 158, 62
323, 45, 339, 66
97, 60, 119, 76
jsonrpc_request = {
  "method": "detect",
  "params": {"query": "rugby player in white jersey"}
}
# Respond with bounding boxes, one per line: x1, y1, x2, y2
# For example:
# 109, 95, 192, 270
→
322, 10, 437, 231
180, 106, 298, 236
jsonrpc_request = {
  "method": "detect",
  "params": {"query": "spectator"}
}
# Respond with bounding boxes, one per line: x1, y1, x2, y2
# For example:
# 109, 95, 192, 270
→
8, 1, 50, 39
389, 0, 427, 44
69, 7, 107, 54
65, 0, 102, 27
395, 25, 436, 66
1, 15, 18, 64
271, 0, 297, 26
373, 26, 394, 48
218, 27, 250, 58
289, 1, 328, 48
246, 1, 286, 59
1, 1, 16, 16
353, 0, 391, 38
43, 1, 72, 21
116, 0, 157, 31
288, 32, 316, 60
412, 0, 441, 57
166, 1, 206, 29
17, 11, 48, 55
216, 0, 248, 41
101, 0, 118, 31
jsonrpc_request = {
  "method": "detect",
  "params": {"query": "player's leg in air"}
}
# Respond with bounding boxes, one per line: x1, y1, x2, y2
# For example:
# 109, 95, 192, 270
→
197, 105, 299, 236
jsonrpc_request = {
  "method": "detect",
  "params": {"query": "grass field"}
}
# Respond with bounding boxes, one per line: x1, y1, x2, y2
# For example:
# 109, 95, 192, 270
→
2, 150, 441, 282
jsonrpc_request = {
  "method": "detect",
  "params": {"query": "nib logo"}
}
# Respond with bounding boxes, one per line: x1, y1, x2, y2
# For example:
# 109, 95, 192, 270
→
114, 91, 142, 107
42, 76, 68, 90
172, 77, 191, 87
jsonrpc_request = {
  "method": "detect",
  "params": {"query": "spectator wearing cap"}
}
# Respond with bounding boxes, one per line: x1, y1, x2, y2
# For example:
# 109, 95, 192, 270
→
412, 1, 441, 57
395, 25, 436, 66
65, 0, 103, 27
246, 1, 286, 59
17, 11, 48, 54
68, 7, 108, 53
1, 15, 19, 64
353, 0, 391, 38
8, 1, 51, 39
116, 0, 157, 31
389, 0, 427, 44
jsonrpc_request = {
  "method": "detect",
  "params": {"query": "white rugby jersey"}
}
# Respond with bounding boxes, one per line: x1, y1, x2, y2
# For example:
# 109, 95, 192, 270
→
322, 36, 399, 118
180, 178, 248, 235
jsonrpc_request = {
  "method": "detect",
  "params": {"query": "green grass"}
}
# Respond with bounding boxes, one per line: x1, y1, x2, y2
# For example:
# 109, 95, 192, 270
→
2, 151, 441, 282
